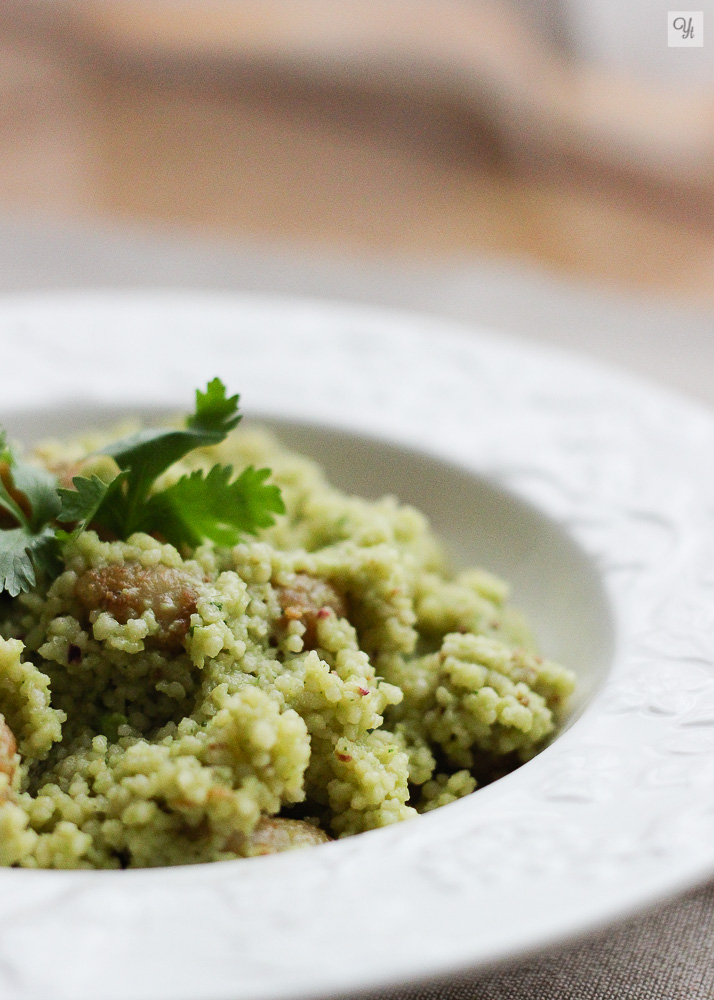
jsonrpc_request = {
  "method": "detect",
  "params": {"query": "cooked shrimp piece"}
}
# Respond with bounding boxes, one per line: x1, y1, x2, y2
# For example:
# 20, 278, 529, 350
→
276, 573, 346, 648
0, 716, 17, 798
226, 817, 331, 857
74, 563, 199, 651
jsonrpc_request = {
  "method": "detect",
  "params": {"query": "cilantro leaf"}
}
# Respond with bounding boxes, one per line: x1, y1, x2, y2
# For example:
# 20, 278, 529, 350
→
0, 527, 37, 596
99, 378, 242, 535
0, 435, 60, 530
188, 378, 242, 435
0, 439, 61, 595
137, 464, 285, 548
0, 525, 58, 597
28, 525, 61, 578
57, 472, 128, 537
0, 437, 30, 526
9, 461, 61, 530
58, 474, 109, 525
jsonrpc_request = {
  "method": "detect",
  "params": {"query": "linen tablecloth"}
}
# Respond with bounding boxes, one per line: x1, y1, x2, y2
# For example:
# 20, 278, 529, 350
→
1, 218, 713, 1000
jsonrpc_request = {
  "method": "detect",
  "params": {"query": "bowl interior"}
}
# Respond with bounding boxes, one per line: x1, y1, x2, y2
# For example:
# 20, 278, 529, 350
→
7, 404, 614, 724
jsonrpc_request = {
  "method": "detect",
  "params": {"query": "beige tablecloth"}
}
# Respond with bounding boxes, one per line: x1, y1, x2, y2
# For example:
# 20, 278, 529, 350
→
2, 218, 713, 1000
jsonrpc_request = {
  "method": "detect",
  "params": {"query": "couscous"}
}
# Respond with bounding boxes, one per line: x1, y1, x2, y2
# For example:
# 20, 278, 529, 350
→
0, 381, 574, 868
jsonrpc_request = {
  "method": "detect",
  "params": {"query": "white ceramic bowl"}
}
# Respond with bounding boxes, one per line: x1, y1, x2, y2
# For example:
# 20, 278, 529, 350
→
2, 290, 714, 1000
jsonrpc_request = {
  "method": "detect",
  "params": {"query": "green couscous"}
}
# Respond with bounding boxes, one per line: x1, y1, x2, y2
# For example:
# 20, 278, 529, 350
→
0, 384, 574, 869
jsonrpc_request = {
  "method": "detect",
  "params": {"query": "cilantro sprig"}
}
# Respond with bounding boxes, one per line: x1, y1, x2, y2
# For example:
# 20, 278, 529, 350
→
0, 430, 61, 597
0, 379, 284, 597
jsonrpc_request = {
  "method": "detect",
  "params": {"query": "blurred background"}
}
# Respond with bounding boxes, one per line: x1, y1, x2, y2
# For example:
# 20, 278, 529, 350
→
1, 0, 713, 305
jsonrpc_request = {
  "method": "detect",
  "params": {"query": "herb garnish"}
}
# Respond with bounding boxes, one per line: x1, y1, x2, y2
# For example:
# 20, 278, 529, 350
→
0, 431, 61, 597
0, 379, 284, 597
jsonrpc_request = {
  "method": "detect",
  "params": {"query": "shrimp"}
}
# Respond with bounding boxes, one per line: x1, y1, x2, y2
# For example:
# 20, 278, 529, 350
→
0, 717, 17, 800
275, 573, 346, 649
75, 563, 199, 651
226, 817, 331, 857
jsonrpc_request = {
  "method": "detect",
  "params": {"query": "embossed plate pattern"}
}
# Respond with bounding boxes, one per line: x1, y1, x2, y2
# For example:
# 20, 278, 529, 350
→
3, 291, 714, 1000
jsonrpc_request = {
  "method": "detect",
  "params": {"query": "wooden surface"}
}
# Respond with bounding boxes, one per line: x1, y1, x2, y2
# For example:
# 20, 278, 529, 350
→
1, 2, 713, 307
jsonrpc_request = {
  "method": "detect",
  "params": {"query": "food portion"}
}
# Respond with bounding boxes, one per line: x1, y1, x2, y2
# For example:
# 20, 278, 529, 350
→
0, 381, 575, 868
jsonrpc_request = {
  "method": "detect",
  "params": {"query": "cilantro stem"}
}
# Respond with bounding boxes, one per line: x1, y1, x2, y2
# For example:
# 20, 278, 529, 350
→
0, 472, 30, 531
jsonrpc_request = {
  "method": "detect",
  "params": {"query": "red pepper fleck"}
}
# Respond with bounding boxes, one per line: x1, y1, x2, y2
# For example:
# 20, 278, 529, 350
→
336, 752, 353, 763
357, 687, 369, 696
316, 607, 330, 619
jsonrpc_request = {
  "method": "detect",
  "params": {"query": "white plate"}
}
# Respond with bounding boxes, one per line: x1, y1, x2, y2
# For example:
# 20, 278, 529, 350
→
3, 290, 714, 1000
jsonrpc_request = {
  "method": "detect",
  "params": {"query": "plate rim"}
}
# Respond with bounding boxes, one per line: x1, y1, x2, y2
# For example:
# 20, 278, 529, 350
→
1, 288, 714, 1000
